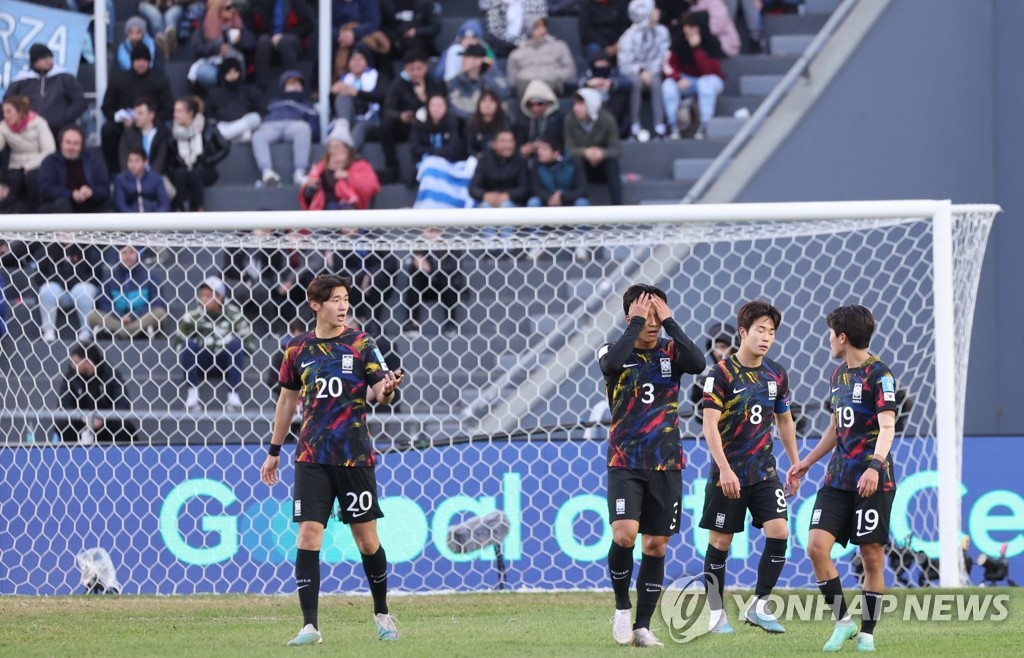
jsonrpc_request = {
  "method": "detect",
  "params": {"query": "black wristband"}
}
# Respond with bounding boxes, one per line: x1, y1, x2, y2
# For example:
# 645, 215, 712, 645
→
268, 444, 281, 457
868, 458, 884, 473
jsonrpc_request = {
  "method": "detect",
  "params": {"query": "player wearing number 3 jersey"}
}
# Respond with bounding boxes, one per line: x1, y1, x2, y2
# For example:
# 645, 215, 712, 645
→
599, 284, 705, 647
260, 274, 406, 646
700, 300, 801, 635
787, 304, 899, 653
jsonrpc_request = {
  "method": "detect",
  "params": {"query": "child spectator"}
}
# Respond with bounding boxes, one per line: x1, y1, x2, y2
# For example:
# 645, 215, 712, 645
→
6, 44, 88, 136
113, 148, 171, 213
0, 95, 55, 212
88, 244, 168, 339
527, 137, 589, 208
38, 126, 111, 214
331, 44, 387, 152
206, 59, 265, 144
617, 0, 670, 140
469, 129, 529, 208
252, 70, 319, 187
56, 343, 137, 444
169, 96, 231, 212
299, 131, 381, 211
564, 88, 623, 205
116, 17, 157, 71
464, 89, 513, 159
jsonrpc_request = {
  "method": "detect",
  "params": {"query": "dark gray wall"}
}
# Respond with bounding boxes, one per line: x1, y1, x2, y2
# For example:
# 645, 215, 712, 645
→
734, 0, 1019, 435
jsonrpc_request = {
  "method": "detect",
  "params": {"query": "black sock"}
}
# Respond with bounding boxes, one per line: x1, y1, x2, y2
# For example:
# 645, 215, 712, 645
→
755, 538, 788, 598
608, 542, 634, 610
634, 553, 665, 630
817, 576, 850, 622
361, 546, 389, 615
704, 545, 729, 611
861, 591, 883, 634
295, 548, 320, 628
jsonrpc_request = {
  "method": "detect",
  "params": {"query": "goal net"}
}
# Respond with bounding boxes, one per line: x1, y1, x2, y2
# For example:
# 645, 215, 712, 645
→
0, 201, 998, 595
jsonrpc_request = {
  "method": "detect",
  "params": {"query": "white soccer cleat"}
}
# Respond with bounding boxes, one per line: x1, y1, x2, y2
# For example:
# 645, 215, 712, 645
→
375, 612, 399, 641
285, 623, 322, 646
611, 609, 633, 645
709, 609, 735, 634
632, 627, 664, 647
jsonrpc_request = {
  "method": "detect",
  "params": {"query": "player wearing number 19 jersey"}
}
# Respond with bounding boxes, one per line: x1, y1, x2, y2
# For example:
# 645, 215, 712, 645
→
599, 284, 705, 647
260, 274, 406, 646
700, 301, 800, 635
788, 304, 899, 653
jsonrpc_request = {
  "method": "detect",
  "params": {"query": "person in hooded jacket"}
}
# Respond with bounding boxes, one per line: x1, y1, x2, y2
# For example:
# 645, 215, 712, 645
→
5, 43, 88, 136
251, 70, 320, 187
513, 79, 563, 159
206, 58, 265, 143
617, 0, 671, 140
564, 88, 623, 205
88, 244, 168, 339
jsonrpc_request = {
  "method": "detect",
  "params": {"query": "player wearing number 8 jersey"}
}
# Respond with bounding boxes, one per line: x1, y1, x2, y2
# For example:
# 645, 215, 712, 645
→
260, 274, 406, 646
599, 284, 705, 647
700, 300, 800, 635
787, 304, 899, 653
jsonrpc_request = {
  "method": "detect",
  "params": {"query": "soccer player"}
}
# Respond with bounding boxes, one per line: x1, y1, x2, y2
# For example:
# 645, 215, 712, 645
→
260, 274, 406, 646
787, 304, 899, 653
700, 300, 800, 635
600, 284, 706, 647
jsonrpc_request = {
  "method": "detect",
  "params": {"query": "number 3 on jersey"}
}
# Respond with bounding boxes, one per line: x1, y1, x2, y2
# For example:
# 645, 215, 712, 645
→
640, 383, 655, 404
315, 376, 344, 398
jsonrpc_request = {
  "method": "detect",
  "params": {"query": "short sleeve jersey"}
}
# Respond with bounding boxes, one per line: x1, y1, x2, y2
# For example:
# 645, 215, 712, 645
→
601, 337, 689, 471
702, 355, 791, 486
824, 355, 899, 492
278, 330, 388, 467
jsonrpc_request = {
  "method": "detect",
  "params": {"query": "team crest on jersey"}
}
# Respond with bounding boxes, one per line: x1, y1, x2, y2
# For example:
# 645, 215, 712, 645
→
768, 381, 777, 400
853, 382, 863, 403
715, 513, 726, 528
881, 375, 896, 401
342, 354, 354, 373
660, 358, 672, 376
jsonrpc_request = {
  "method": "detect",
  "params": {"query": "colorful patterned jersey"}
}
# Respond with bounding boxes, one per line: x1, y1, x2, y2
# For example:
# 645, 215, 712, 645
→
601, 337, 689, 471
279, 330, 388, 467
702, 355, 791, 486
824, 355, 899, 492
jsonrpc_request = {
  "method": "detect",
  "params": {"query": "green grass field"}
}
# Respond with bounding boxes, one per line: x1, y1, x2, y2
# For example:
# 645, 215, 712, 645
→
1, 588, 1020, 657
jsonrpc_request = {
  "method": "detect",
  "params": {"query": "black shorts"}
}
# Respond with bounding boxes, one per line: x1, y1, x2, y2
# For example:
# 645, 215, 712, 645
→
292, 462, 383, 526
698, 478, 789, 534
809, 486, 894, 547
607, 468, 683, 536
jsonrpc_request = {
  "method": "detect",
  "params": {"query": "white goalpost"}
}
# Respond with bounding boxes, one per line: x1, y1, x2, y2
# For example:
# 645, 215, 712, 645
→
0, 200, 999, 594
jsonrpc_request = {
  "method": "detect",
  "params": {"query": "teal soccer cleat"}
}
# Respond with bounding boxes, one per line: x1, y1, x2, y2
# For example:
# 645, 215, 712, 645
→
823, 621, 857, 652
857, 632, 876, 652
285, 624, 322, 646
375, 613, 400, 641
744, 602, 786, 634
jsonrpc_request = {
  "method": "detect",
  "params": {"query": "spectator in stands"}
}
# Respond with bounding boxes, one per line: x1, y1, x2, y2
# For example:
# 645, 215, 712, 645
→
56, 342, 137, 444
435, 19, 496, 83
447, 43, 512, 123
470, 128, 529, 208
5, 43, 88, 136
506, 18, 577, 99
688, 320, 736, 419
332, 0, 391, 78
175, 276, 257, 412
411, 94, 465, 165
248, 0, 314, 92
118, 97, 172, 176
690, 0, 741, 57
578, 52, 632, 138
0, 95, 55, 213
88, 244, 168, 339
67, 0, 116, 63
381, 0, 442, 61
113, 148, 171, 213
618, 0, 670, 140
662, 11, 726, 139
564, 87, 623, 205
206, 59, 265, 144
527, 136, 589, 208
38, 125, 111, 214
116, 17, 157, 71
723, 0, 763, 52
380, 50, 446, 183
252, 70, 319, 187
190, 0, 257, 92
331, 44, 387, 152
138, 0, 187, 58
169, 95, 230, 211
402, 227, 466, 336
483, 0, 548, 58
514, 80, 563, 159
34, 235, 102, 343
579, 0, 631, 63
465, 89, 513, 159
299, 130, 381, 210
100, 42, 174, 174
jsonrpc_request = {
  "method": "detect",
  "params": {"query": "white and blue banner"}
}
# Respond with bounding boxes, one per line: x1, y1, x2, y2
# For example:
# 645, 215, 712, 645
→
0, 1, 92, 95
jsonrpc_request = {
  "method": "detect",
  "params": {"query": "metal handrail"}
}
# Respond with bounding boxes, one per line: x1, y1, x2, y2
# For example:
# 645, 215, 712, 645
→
681, 0, 862, 204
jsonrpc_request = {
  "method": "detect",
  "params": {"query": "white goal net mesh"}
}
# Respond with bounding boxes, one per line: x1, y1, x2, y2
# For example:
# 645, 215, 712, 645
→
0, 204, 997, 594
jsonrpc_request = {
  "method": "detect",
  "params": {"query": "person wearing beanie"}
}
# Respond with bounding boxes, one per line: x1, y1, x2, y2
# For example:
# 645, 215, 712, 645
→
5, 44, 88, 136
101, 41, 173, 173
251, 71, 320, 187
117, 16, 157, 71
207, 58, 265, 143
330, 43, 388, 152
